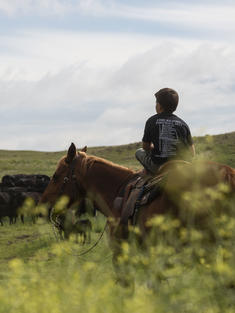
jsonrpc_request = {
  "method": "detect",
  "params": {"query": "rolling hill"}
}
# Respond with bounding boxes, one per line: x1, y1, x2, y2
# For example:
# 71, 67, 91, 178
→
0, 131, 234, 179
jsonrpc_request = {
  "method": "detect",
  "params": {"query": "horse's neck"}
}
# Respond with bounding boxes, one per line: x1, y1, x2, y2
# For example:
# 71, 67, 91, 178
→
81, 158, 134, 217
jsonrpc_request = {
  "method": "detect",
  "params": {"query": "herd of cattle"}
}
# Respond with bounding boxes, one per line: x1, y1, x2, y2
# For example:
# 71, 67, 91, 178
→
0, 174, 50, 225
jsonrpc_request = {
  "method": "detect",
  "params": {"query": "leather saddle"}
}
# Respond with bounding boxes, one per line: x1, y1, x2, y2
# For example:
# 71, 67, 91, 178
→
114, 173, 166, 225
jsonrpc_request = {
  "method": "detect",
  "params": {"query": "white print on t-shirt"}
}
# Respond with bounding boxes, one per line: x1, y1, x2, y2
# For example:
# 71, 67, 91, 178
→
155, 119, 181, 158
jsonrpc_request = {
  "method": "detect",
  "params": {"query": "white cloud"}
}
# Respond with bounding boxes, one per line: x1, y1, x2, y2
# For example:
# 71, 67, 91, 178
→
0, 30, 158, 81
0, 29, 234, 150
0, 1, 234, 151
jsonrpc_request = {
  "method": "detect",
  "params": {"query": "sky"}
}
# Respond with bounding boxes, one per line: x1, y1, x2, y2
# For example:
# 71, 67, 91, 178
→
0, 0, 235, 151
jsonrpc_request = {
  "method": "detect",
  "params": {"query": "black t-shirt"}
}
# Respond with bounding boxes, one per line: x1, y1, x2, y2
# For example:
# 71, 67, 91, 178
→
142, 112, 193, 165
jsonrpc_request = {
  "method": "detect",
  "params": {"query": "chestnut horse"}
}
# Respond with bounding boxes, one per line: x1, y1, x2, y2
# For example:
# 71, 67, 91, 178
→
41, 143, 235, 241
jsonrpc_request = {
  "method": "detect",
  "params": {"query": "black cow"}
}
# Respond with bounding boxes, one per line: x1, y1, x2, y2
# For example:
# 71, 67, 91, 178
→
0, 192, 10, 225
2, 174, 50, 192
0, 192, 17, 224
16, 191, 42, 223
0, 174, 50, 225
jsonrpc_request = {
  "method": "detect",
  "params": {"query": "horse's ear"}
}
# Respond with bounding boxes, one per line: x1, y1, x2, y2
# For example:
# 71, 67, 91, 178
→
81, 146, 87, 153
66, 143, 76, 164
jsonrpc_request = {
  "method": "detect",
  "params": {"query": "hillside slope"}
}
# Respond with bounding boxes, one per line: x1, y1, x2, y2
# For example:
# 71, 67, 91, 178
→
0, 132, 234, 179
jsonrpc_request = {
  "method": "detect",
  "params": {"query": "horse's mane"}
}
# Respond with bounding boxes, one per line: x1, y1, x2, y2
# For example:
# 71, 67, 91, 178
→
77, 152, 135, 179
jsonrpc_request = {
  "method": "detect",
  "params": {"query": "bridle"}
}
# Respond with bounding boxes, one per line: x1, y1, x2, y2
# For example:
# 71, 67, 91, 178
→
50, 154, 108, 256
50, 155, 85, 228
58, 155, 86, 205
50, 154, 86, 232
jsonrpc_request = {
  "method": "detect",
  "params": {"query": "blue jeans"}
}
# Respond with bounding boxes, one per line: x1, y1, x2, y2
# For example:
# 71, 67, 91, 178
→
135, 148, 160, 174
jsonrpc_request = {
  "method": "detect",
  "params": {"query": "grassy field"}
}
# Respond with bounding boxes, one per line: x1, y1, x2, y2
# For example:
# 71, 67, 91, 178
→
0, 132, 235, 313
0, 131, 234, 180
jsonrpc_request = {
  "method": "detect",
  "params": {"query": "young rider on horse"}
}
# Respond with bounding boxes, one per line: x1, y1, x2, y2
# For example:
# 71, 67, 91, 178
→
136, 88, 196, 175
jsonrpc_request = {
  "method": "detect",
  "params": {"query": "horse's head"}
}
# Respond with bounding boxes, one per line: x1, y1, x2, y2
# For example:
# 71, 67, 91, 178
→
40, 143, 87, 211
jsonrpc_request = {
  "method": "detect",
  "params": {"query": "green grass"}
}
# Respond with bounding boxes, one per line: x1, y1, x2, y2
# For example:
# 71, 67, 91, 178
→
0, 198, 235, 313
0, 131, 234, 180
0, 132, 234, 312
0, 219, 54, 273
193, 132, 235, 166
0, 150, 64, 179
